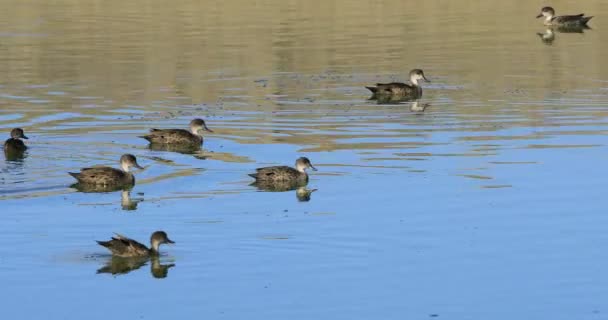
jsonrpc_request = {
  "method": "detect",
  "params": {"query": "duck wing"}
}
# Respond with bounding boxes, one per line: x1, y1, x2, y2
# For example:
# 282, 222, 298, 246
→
69, 167, 129, 185
96, 256, 149, 275
141, 129, 199, 144
250, 166, 299, 181
97, 233, 149, 257
554, 14, 591, 24
374, 82, 416, 95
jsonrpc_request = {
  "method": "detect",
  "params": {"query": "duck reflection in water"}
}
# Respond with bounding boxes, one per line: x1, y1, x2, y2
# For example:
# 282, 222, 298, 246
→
410, 101, 430, 112
96, 255, 175, 279
70, 184, 143, 210
253, 179, 318, 202
537, 25, 590, 45
147, 143, 203, 155
121, 190, 143, 211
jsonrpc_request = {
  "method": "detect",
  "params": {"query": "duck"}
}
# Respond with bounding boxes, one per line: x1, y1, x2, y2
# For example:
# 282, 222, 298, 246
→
96, 231, 175, 257
3, 128, 28, 152
249, 157, 317, 183
140, 118, 213, 146
68, 154, 143, 187
536, 7, 593, 27
366, 69, 430, 100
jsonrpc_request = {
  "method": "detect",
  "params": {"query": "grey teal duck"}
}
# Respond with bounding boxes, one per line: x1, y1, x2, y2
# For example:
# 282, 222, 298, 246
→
4, 128, 28, 152
366, 69, 430, 100
536, 7, 593, 27
69, 154, 143, 187
249, 157, 317, 183
97, 231, 175, 257
140, 118, 213, 146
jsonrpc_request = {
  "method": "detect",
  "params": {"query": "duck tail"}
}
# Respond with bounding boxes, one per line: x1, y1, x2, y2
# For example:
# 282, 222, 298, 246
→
248, 173, 258, 179
96, 240, 111, 248
365, 86, 378, 93
139, 135, 152, 142
583, 16, 593, 24
68, 172, 80, 180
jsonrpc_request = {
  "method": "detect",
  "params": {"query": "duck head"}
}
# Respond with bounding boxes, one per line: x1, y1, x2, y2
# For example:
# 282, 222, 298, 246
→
536, 6, 555, 22
150, 231, 175, 252
9, 128, 28, 140
120, 154, 144, 172
409, 69, 430, 86
189, 118, 213, 135
295, 157, 317, 173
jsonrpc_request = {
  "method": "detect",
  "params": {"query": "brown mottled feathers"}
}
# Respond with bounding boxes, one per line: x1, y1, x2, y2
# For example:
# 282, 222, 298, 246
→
366, 82, 420, 97
249, 166, 308, 182
96, 233, 150, 257
4, 138, 27, 152
69, 167, 135, 186
553, 14, 593, 25
140, 129, 202, 145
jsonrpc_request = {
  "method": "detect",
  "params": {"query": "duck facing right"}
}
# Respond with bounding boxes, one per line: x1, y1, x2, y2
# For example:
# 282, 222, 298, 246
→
97, 231, 175, 258
366, 69, 430, 101
249, 157, 317, 184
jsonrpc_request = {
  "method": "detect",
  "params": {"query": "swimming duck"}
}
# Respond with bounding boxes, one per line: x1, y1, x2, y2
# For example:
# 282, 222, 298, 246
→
249, 157, 317, 183
4, 128, 28, 152
536, 7, 593, 27
69, 154, 143, 187
366, 69, 430, 99
140, 118, 213, 146
97, 231, 175, 257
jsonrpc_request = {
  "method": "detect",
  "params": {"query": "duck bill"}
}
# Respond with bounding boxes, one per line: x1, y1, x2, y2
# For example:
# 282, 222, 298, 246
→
134, 163, 144, 169
166, 239, 175, 244
310, 164, 318, 171
21, 135, 29, 139
422, 75, 430, 83
536, 13, 543, 18
204, 126, 214, 133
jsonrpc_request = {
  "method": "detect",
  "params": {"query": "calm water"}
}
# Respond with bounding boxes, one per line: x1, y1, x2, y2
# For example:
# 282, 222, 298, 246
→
1, 0, 608, 319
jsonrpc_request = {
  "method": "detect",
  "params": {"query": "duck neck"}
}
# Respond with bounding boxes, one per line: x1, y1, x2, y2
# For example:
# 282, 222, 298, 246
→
150, 240, 160, 255
295, 163, 307, 173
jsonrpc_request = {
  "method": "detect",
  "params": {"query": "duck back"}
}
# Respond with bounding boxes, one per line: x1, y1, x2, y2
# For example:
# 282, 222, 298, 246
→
141, 129, 201, 145
69, 167, 134, 186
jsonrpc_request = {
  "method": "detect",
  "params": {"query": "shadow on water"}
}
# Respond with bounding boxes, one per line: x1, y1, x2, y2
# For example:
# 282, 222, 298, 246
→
96, 255, 175, 279
536, 26, 591, 45
252, 180, 318, 202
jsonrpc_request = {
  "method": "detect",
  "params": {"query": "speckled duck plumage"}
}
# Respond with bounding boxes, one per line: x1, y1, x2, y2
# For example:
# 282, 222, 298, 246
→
249, 157, 317, 183
536, 7, 593, 27
69, 154, 143, 187
140, 118, 213, 146
96, 231, 175, 258
366, 69, 430, 100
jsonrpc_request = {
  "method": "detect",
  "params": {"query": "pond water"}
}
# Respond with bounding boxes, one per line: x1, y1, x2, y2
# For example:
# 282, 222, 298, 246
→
1, 0, 607, 319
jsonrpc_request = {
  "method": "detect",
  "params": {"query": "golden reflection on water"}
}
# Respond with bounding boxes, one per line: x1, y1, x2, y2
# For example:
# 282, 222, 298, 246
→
0, 0, 607, 196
